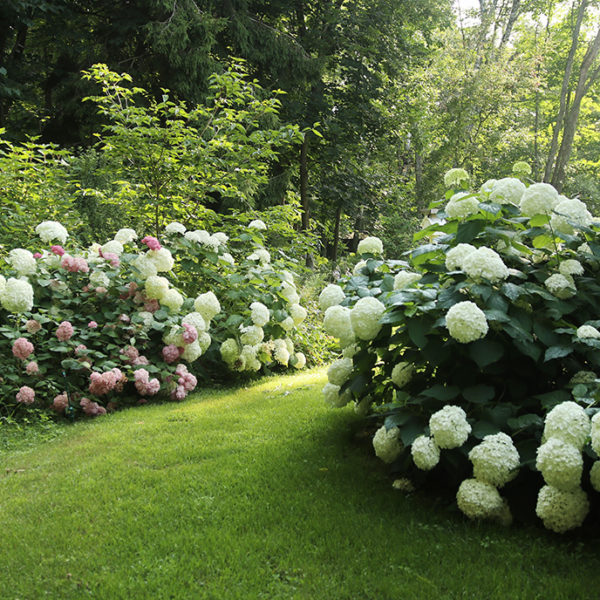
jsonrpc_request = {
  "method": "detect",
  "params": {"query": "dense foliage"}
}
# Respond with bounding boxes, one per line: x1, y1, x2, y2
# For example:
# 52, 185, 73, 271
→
320, 167, 600, 532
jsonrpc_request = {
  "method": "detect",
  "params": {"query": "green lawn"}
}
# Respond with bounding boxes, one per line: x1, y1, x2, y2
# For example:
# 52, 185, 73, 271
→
1, 368, 599, 599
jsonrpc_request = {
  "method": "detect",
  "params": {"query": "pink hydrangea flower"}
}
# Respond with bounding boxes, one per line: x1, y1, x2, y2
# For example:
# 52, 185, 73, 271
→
16, 386, 35, 404
134, 368, 160, 396
102, 252, 120, 267
25, 361, 39, 375
51, 245, 65, 256
75, 344, 87, 355
162, 344, 181, 364
12, 337, 34, 360
119, 314, 130, 324
88, 368, 123, 396
144, 299, 160, 313
182, 323, 198, 344
170, 364, 197, 400
80, 397, 107, 416
56, 321, 74, 342
33, 252, 42, 259
121, 345, 139, 363
53, 392, 69, 411
25, 319, 42, 334
95, 286, 107, 294
88, 321, 98, 329
141, 236, 162, 251
61, 255, 90, 273
133, 355, 149, 365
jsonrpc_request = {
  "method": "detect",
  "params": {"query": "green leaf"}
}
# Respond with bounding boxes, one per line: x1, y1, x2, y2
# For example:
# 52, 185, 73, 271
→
507, 414, 543, 431
456, 219, 487, 243
399, 417, 427, 446
535, 389, 571, 410
468, 339, 504, 368
472, 421, 499, 439
544, 346, 572, 361
462, 384, 495, 404
529, 214, 550, 227
532, 234, 554, 249
407, 319, 429, 348
420, 384, 460, 401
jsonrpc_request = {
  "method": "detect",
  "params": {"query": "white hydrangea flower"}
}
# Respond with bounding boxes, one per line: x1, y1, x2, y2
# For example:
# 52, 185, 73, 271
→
536, 438, 583, 491
284, 338, 294, 355
280, 316, 295, 331
7, 249, 37, 275
429, 405, 471, 449
391, 362, 413, 388
327, 358, 353, 386
136, 311, 154, 331
479, 178, 497, 194
35, 220, 69, 244
221, 338, 239, 366
1, 278, 34, 313
469, 432, 520, 487
182, 340, 202, 362
250, 302, 270, 327
240, 344, 261, 371
290, 304, 307, 326
323, 382, 351, 408
489, 177, 526, 205
163, 326, 184, 347
132, 255, 158, 279
89, 270, 110, 289
248, 248, 271, 264
318, 284, 345, 311
357, 236, 384, 256
101, 240, 124, 256
445, 243, 477, 271
456, 479, 505, 520
550, 198, 592, 234
280, 282, 299, 305
373, 426, 403, 464
324, 305, 355, 347
411, 435, 440, 470
577, 325, 600, 339
445, 301, 488, 344
114, 228, 137, 244
145, 275, 170, 300
240, 325, 264, 346
273, 339, 290, 366
213, 232, 228, 245
219, 252, 235, 266
147, 248, 174, 272
0, 275, 5, 295
350, 296, 385, 341
353, 260, 367, 276
543, 401, 590, 450
342, 344, 358, 359
558, 259, 583, 277
544, 273, 575, 299
590, 461, 600, 493
198, 332, 211, 353
160, 288, 184, 312
578, 242, 592, 255
248, 219, 267, 230
181, 312, 207, 334
535, 485, 589, 533
445, 192, 479, 219
444, 168, 469, 188
292, 352, 306, 369
393, 271, 422, 290
462, 247, 509, 283
185, 229, 211, 244
165, 222, 186, 234
592, 413, 600, 455
194, 292, 221, 322
519, 182, 559, 216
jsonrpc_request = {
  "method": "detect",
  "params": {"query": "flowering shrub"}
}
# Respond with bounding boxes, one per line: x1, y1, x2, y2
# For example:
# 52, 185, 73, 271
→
0, 217, 308, 419
320, 168, 600, 533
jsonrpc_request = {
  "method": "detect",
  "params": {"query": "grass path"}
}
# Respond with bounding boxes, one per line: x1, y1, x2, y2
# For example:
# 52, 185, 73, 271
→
1, 368, 599, 599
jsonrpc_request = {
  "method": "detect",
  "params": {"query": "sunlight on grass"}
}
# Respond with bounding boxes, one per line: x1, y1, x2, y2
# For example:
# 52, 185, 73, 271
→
1, 368, 599, 599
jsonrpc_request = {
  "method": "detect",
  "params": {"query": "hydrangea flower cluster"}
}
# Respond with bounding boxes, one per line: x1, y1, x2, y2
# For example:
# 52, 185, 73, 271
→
445, 301, 488, 344
372, 426, 403, 463
357, 236, 384, 256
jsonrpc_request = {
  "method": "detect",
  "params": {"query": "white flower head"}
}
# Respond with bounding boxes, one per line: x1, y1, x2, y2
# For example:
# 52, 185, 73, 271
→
165, 222, 186, 234
357, 236, 384, 256
145, 275, 170, 300
221, 338, 239, 366
429, 405, 471, 449
550, 198, 593, 234
469, 432, 520, 487
536, 438, 583, 491
290, 303, 307, 326
8, 249, 37, 275
391, 362, 413, 388
160, 288, 184, 313
1, 278, 34, 313
185, 229, 210, 244
240, 324, 264, 346
445, 243, 476, 271
350, 296, 385, 341
250, 302, 270, 327
248, 219, 267, 231
373, 426, 403, 463
444, 168, 470, 188
559, 259, 583, 276
319, 284, 345, 311
536, 485, 589, 533
479, 178, 497, 195
101, 240, 124, 256
590, 461, 600, 493
456, 479, 505, 520
393, 271, 422, 290
592, 413, 600, 455
36, 221, 69, 244
577, 325, 600, 339
132, 255, 158, 280
445, 192, 479, 219
324, 305, 355, 347
292, 352, 306, 369
194, 291, 221, 322
462, 247, 509, 282
520, 182, 559, 216
248, 248, 270, 264
147, 247, 174, 272
322, 382, 351, 408
89, 270, 110, 289
489, 177, 526, 205
353, 260, 367, 276
411, 435, 440, 470
543, 401, 590, 450
279, 281, 299, 305
114, 228, 137, 244
545, 273, 575, 299
445, 301, 488, 344
327, 358, 353, 386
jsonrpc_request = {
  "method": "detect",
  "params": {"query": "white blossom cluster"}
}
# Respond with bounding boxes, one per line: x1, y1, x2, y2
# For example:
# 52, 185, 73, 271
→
536, 438, 583, 491
444, 168, 469, 188
248, 219, 267, 230
542, 401, 590, 450
148, 247, 175, 272
0, 278, 34, 313
429, 405, 471, 449
411, 435, 440, 470
35, 220, 69, 244
114, 228, 137, 243
357, 236, 384, 256
7, 249, 37, 276
519, 182, 559, 216
327, 358, 353, 386
165, 221, 186, 234
550, 198, 593, 235
559, 259, 583, 277
535, 485, 589, 534
350, 296, 385, 341
445, 192, 480, 219
456, 479, 507, 522
445, 243, 476, 271
577, 325, 600, 339
445, 301, 488, 344
393, 271, 422, 290
318, 284, 345, 311
194, 291, 221, 323
544, 274, 575, 299
250, 302, 270, 327
592, 413, 600, 455
322, 382, 351, 408
323, 305, 355, 347
469, 432, 520, 487
461, 247, 509, 283
390, 362, 413, 388
489, 177, 526, 205
372, 425, 403, 464
101, 240, 124, 256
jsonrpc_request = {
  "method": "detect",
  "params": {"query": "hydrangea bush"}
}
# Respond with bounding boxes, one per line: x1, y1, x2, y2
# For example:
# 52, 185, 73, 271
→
0, 218, 308, 419
320, 167, 600, 533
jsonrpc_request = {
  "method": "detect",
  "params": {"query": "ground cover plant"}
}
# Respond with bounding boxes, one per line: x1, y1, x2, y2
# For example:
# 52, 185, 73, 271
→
1, 369, 599, 599
320, 166, 600, 533
0, 216, 310, 419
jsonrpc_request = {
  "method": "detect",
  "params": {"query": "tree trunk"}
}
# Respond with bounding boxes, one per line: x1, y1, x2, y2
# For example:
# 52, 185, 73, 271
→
544, 0, 587, 182
331, 202, 342, 262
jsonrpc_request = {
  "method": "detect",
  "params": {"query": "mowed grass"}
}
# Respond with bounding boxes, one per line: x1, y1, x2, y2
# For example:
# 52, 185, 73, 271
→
1, 369, 599, 600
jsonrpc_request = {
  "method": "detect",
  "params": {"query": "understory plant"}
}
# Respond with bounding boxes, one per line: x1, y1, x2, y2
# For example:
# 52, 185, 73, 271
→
319, 166, 600, 533
0, 217, 308, 419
